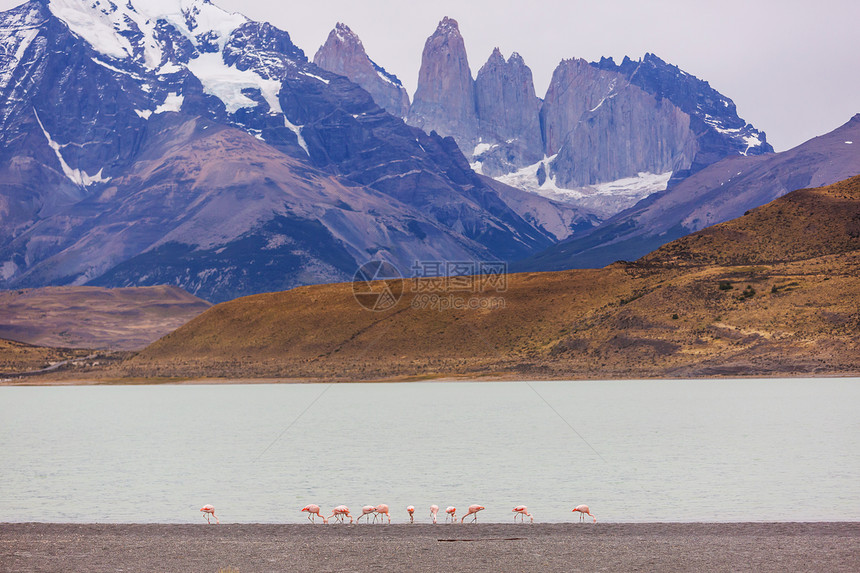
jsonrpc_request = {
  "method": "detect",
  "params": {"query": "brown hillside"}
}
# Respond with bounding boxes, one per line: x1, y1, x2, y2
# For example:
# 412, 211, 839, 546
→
119, 177, 860, 381
641, 174, 860, 267
0, 285, 211, 350
0, 338, 93, 376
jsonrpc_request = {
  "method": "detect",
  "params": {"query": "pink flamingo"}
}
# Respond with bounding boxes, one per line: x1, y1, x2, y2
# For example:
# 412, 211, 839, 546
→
572, 504, 597, 523
357, 505, 376, 523
374, 504, 391, 524
301, 504, 327, 524
513, 505, 533, 523
327, 505, 353, 524
445, 506, 457, 523
430, 505, 439, 524
200, 504, 219, 524
461, 504, 485, 523
407, 505, 415, 524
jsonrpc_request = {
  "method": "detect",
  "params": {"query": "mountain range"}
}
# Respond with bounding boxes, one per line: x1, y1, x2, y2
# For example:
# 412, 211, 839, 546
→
315, 18, 772, 212
0, 0, 857, 304
0, 0, 587, 302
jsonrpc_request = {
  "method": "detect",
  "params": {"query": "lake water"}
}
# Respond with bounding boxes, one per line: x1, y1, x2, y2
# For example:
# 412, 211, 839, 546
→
1, 379, 858, 524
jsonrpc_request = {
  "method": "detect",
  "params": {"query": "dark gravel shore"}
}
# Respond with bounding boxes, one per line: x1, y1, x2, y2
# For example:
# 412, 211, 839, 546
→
1, 522, 858, 572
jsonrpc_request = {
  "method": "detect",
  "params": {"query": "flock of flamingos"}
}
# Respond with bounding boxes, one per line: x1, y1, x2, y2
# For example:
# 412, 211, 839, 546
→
198, 504, 597, 525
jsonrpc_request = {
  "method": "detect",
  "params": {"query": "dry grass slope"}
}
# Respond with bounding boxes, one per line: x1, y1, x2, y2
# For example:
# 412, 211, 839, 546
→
642, 175, 860, 266
0, 338, 93, 376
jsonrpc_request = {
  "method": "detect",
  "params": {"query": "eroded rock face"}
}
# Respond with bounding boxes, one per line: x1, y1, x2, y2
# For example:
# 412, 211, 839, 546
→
473, 49, 543, 176
550, 84, 697, 188
540, 58, 697, 187
540, 59, 622, 158
313, 22, 409, 118
406, 17, 478, 152
593, 54, 773, 181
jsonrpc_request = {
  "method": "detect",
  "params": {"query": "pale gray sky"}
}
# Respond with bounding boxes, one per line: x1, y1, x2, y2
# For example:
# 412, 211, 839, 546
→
3, 0, 858, 151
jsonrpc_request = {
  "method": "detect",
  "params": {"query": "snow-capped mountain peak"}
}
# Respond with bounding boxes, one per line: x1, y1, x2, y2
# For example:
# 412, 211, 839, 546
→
47, 0, 246, 68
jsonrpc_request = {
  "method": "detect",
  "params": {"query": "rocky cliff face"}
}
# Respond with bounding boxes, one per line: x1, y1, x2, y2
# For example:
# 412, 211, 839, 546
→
540, 59, 621, 157
593, 54, 773, 182
549, 81, 697, 188
406, 17, 478, 152
313, 23, 409, 118
399, 21, 773, 218
473, 49, 543, 176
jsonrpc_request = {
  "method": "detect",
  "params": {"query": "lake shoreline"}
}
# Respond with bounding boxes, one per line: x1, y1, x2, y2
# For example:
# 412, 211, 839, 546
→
3, 371, 858, 386
2, 522, 858, 572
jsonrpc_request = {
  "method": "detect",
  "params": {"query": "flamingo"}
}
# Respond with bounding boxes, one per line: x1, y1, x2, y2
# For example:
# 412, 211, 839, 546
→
357, 505, 376, 523
513, 505, 533, 523
430, 505, 439, 524
572, 504, 597, 523
445, 506, 456, 523
406, 505, 415, 524
200, 504, 219, 524
374, 504, 391, 524
327, 505, 353, 524
301, 504, 327, 524
461, 504, 485, 523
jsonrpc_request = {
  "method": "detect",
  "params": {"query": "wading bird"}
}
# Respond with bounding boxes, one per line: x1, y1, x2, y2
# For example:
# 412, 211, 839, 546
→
200, 504, 218, 524
357, 505, 376, 523
430, 505, 439, 524
301, 504, 327, 524
461, 504, 485, 523
327, 505, 353, 524
407, 505, 415, 523
513, 505, 533, 523
572, 504, 597, 523
445, 506, 457, 523
374, 503, 391, 524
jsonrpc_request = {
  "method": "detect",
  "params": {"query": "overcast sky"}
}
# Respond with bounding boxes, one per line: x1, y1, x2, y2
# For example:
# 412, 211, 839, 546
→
4, 0, 858, 151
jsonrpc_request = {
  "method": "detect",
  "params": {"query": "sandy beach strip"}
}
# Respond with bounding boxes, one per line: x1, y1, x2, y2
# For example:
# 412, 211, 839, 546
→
1, 522, 858, 572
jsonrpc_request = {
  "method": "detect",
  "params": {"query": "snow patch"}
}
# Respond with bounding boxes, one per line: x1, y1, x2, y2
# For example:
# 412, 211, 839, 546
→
49, 0, 134, 59
376, 68, 398, 86
0, 15, 42, 88
90, 57, 144, 78
135, 109, 152, 119
283, 116, 309, 156
495, 155, 671, 214
49, 0, 247, 68
34, 108, 110, 187
157, 62, 183, 75
154, 92, 184, 114
473, 142, 497, 156
299, 71, 330, 84
186, 52, 281, 114
592, 171, 673, 197
741, 134, 761, 156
